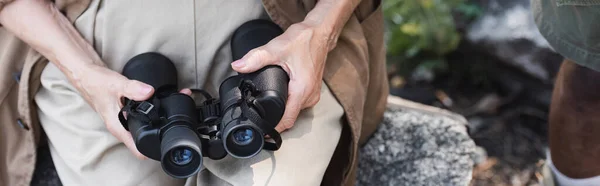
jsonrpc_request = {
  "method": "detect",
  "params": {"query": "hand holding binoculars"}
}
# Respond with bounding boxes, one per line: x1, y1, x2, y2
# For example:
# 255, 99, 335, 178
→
117, 20, 289, 178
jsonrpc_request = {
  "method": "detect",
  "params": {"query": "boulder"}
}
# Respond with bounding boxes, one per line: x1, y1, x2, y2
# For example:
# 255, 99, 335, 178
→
357, 96, 476, 186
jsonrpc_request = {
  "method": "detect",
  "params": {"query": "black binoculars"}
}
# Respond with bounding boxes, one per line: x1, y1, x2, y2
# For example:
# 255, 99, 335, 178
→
117, 20, 289, 178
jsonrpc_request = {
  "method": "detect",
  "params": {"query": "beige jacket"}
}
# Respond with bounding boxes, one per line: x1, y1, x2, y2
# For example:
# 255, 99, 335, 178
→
0, 0, 388, 185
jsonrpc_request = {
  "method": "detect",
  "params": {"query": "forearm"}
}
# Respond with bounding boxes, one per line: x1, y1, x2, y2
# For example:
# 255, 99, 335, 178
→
0, 0, 103, 81
302, 0, 362, 51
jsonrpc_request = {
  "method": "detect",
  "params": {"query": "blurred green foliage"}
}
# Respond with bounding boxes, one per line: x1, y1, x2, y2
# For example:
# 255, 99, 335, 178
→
384, 0, 482, 78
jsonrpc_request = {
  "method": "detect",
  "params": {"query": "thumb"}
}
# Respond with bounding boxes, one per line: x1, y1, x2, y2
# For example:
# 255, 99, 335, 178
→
121, 80, 154, 101
231, 48, 277, 73
179, 88, 192, 96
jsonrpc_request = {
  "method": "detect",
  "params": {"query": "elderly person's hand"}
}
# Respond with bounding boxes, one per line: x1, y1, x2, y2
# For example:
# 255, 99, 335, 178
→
231, 23, 330, 133
230, 0, 361, 133
0, 0, 195, 159
73, 64, 192, 159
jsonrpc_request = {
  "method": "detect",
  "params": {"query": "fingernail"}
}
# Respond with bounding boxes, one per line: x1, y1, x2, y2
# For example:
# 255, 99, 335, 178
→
140, 85, 153, 94
231, 60, 246, 69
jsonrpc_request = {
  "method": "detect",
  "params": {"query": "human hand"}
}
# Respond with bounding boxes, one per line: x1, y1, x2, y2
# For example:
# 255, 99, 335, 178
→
230, 22, 331, 133
71, 64, 191, 159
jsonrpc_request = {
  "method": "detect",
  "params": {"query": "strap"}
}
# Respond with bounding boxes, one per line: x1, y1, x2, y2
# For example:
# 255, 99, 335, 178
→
190, 89, 213, 100
237, 81, 282, 151
118, 97, 162, 130
239, 100, 282, 150
118, 103, 132, 129
143, 97, 162, 126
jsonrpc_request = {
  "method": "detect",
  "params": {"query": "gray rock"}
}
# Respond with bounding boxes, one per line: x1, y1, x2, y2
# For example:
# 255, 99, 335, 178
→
357, 97, 476, 186
472, 146, 489, 166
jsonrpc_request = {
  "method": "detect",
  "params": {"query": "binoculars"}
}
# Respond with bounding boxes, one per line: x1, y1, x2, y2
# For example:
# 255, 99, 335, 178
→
117, 20, 288, 178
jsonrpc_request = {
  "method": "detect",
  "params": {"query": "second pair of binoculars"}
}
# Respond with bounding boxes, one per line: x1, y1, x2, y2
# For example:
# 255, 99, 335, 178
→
117, 20, 288, 178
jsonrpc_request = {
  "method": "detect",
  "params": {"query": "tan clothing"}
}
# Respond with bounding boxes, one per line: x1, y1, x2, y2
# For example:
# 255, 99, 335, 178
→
0, 0, 387, 186
75, 0, 269, 92
38, 62, 343, 186
35, 0, 342, 185
185, 82, 343, 186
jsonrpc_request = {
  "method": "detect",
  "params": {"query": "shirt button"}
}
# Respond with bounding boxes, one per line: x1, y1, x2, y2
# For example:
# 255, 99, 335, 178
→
17, 119, 29, 130
13, 72, 21, 83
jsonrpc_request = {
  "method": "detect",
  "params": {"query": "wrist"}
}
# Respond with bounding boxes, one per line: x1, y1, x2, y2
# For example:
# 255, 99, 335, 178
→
53, 45, 105, 84
293, 20, 332, 54
54, 43, 102, 65
301, 0, 359, 51
300, 19, 337, 52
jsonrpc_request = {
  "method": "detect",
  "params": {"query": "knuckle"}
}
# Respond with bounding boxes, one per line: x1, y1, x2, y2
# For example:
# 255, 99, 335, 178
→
252, 48, 271, 61
279, 117, 296, 130
278, 61, 291, 74
288, 100, 302, 111
307, 94, 320, 107
304, 83, 316, 93
283, 120, 294, 129
114, 77, 129, 91
109, 83, 125, 96
124, 79, 141, 91
124, 80, 137, 92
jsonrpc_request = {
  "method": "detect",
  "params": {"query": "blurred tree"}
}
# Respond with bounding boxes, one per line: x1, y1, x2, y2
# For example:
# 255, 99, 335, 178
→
384, 0, 481, 80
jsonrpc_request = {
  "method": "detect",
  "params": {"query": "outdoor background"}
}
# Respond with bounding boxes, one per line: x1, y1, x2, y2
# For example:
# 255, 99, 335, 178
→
383, 0, 560, 185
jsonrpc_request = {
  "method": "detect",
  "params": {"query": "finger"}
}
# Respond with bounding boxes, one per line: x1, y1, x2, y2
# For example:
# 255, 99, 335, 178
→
179, 88, 192, 96
121, 80, 154, 101
231, 47, 278, 73
119, 128, 148, 160
106, 115, 148, 160
275, 84, 304, 133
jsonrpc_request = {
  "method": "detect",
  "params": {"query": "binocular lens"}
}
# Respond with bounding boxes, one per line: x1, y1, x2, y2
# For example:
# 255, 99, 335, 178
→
223, 123, 264, 158
160, 126, 202, 178
232, 128, 255, 145
170, 147, 194, 166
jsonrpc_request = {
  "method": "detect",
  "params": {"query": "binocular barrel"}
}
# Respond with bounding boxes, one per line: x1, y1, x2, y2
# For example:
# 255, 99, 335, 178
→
122, 52, 179, 97
231, 19, 289, 127
160, 125, 202, 178
218, 20, 289, 158
122, 52, 204, 178
159, 94, 203, 178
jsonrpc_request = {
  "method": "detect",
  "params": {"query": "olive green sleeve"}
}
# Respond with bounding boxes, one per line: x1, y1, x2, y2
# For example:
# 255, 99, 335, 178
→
533, 0, 600, 72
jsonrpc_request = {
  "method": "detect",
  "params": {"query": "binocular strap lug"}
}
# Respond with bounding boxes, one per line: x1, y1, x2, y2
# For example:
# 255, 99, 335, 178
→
118, 97, 163, 130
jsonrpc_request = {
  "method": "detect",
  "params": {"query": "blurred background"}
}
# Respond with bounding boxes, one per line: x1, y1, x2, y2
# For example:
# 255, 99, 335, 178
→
382, 0, 561, 185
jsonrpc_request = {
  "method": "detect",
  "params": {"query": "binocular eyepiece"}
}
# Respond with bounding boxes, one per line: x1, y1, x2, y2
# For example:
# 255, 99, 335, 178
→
118, 20, 288, 178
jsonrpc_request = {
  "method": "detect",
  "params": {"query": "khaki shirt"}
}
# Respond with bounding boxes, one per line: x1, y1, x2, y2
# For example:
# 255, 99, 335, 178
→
0, 0, 388, 186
